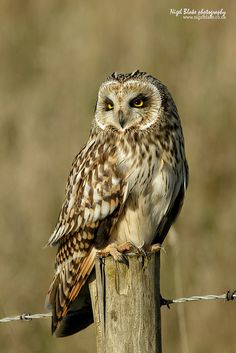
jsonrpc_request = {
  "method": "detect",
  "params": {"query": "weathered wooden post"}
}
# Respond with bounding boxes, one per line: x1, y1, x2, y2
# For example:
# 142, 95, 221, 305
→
89, 251, 162, 353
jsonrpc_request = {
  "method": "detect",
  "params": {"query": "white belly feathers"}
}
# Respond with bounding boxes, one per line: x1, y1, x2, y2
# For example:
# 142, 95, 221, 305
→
110, 153, 176, 247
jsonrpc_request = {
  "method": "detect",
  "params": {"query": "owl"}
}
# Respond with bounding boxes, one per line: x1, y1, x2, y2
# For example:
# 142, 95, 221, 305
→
46, 70, 188, 337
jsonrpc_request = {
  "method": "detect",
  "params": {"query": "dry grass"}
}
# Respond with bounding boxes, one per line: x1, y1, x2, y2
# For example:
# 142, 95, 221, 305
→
0, 1, 235, 352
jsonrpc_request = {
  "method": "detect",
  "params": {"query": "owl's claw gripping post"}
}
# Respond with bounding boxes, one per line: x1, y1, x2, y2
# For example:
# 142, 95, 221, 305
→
118, 254, 129, 266
137, 246, 148, 257
117, 241, 162, 256
146, 243, 162, 253
115, 241, 145, 255
98, 241, 155, 261
97, 243, 129, 266
116, 241, 137, 253
97, 241, 149, 266
97, 241, 162, 266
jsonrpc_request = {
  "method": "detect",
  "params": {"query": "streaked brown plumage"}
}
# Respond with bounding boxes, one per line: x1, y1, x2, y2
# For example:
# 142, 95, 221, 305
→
46, 70, 188, 337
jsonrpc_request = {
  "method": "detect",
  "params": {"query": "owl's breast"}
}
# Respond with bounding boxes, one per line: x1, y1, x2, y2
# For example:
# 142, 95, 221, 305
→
110, 146, 176, 247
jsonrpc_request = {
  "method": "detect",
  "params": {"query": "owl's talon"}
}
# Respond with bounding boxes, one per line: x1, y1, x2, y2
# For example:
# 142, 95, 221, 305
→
117, 254, 129, 267
97, 242, 162, 264
97, 243, 129, 266
137, 246, 147, 257
116, 241, 149, 257
116, 241, 135, 253
145, 243, 162, 253
117, 241, 149, 257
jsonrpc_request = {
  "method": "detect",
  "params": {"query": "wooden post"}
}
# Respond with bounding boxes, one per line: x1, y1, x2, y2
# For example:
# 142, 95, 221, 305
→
89, 252, 162, 353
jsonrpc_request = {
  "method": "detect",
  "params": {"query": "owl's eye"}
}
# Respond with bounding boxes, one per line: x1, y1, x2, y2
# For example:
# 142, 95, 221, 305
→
104, 98, 114, 111
130, 96, 147, 108
107, 102, 114, 110
133, 99, 144, 108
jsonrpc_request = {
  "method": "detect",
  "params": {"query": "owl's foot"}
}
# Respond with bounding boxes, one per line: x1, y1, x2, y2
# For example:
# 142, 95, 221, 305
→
117, 241, 162, 255
97, 243, 129, 266
97, 242, 162, 265
97, 241, 146, 265
145, 243, 162, 253
112, 241, 148, 256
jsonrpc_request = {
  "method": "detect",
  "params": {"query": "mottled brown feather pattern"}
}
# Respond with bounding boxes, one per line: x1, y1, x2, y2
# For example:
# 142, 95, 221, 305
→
46, 70, 188, 336
46, 134, 128, 334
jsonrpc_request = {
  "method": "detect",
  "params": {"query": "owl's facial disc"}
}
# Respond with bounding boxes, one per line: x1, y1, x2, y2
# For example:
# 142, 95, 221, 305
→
95, 80, 162, 131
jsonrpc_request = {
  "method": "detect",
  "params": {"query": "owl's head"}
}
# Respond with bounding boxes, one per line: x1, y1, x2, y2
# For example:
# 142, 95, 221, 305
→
94, 70, 175, 132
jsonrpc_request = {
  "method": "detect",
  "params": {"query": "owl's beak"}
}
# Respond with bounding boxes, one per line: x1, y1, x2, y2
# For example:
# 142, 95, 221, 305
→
118, 110, 126, 128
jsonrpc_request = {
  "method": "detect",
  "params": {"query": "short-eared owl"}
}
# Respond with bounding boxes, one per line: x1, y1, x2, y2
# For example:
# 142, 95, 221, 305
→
46, 70, 188, 337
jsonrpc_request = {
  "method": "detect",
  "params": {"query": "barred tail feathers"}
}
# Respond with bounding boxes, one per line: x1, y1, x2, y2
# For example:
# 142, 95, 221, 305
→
46, 247, 97, 336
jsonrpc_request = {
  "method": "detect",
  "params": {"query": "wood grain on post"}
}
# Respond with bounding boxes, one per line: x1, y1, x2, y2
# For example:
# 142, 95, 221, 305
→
89, 252, 162, 353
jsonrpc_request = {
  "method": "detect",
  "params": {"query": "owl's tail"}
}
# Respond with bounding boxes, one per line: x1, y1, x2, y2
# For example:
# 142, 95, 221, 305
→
45, 247, 97, 337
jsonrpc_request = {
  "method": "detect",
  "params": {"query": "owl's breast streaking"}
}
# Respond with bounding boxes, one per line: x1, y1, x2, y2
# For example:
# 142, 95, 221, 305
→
110, 131, 181, 247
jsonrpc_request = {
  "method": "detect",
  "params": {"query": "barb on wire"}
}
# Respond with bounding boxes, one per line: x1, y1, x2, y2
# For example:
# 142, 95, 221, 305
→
0, 312, 52, 323
161, 289, 236, 307
0, 290, 235, 324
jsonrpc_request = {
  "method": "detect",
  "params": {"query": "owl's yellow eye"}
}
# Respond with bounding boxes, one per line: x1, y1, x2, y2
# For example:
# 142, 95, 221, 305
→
133, 99, 144, 108
107, 102, 114, 110
104, 98, 114, 111
130, 96, 147, 108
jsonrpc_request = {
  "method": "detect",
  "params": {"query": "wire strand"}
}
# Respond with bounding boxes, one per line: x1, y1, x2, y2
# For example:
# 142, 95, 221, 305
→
172, 291, 236, 304
0, 291, 235, 323
0, 312, 52, 323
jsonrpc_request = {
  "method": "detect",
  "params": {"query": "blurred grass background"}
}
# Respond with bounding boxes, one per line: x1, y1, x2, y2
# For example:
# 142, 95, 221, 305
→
0, 0, 235, 352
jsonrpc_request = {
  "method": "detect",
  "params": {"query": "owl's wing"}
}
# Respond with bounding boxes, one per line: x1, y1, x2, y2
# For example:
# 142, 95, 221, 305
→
155, 158, 188, 244
47, 139, 128, 247
46, 139, 128, 336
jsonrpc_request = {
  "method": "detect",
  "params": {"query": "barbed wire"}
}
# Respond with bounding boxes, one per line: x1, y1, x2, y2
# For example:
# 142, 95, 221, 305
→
160, 290, 236, 307
0, 290, 235, 323
0, 312, 52, 323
